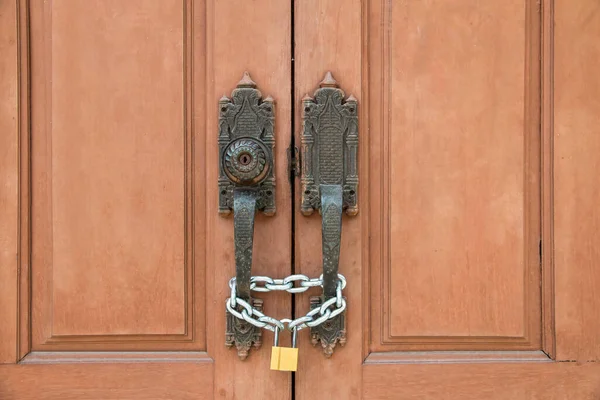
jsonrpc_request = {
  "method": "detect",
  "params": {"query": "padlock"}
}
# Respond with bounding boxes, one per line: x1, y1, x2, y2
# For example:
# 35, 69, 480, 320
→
270, 326, 282, 370
278, 327, 298, 372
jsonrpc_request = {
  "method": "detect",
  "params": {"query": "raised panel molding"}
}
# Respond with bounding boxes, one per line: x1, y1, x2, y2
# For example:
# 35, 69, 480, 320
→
364, 350, 551, 365
368, 0, 550, 352
20, 351, 212, 364
23, 0, 206, 351
0, 0, 22, 364
5, 0, 293, 397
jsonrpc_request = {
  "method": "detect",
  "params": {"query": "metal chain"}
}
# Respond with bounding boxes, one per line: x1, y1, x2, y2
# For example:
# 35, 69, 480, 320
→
229, 274, 346, 294
225, 274, 346, 333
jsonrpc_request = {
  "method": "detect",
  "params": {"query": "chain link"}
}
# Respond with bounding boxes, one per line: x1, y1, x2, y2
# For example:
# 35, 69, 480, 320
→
230, 274, 346, 294
226, 274, 346, 333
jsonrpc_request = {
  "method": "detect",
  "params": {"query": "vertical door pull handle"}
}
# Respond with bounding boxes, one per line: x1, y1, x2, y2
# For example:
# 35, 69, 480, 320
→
220, 72, 276, 360
300, 72, 358, 357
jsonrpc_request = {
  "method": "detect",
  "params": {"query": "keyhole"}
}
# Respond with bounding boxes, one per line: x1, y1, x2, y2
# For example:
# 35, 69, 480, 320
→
238, 153, 252, 165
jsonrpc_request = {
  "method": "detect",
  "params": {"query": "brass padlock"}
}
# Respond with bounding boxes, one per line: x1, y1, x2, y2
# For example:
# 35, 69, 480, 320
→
278, 327, 298, 372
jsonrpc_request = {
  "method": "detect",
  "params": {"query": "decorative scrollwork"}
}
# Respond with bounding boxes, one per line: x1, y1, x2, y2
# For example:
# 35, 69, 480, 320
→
300, 72, 358, 216
220, 73, 276, 360
223, 138, 269, 185
225, 298, 263, 361
218, 72, 276, 217
300, 72, 358, 357
310, 296, 347, 358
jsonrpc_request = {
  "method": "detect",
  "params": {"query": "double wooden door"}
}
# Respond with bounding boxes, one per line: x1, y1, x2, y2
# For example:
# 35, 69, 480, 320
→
2, 0, 600, 399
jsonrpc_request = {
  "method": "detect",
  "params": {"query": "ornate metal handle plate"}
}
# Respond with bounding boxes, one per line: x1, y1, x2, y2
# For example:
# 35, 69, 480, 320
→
220, 72, 276, 360
300, 72, 358, 357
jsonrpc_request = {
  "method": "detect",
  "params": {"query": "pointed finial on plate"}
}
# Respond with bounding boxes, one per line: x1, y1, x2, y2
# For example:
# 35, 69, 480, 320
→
219, 94, 229, 102
347, 93, 357, 102
302, 93, 313, 102
264, 95, 274, 102
238, 71, 257, 88
319, 71, 338, 88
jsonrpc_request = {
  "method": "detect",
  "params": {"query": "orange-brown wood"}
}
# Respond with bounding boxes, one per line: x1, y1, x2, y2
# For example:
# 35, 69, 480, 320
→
386, 0, 530, 338
363, 362, 600, 399
0, 0, 19, 364
20, 351, 211, 364
0, 361, 214, 400
541, 0, 556, 360
294, 1, 364, 400
15, 0, 31, 362
365, 350, 551, 364
32, 0, 190, 339
3, 0, 600, 397
554, 0, 600, 361
370, 0, 542, 351
206, 0, 292, 399
292, 0, 599, 398
4, 0, 292, 398
29, 0, 203, 352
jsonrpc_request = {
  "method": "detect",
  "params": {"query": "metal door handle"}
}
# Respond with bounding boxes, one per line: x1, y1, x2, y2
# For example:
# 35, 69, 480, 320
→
300, 72, 358, 357
219, 72, 276, 360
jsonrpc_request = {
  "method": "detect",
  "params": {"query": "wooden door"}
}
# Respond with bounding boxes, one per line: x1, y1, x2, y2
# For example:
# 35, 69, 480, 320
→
0, 1, 293, 398
3, 1, 600, 400
294, 0, 600, 399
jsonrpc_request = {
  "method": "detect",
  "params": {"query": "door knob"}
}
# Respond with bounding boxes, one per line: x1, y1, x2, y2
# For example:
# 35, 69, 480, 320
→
300, 72, 358, 357
220, 72, 276, 360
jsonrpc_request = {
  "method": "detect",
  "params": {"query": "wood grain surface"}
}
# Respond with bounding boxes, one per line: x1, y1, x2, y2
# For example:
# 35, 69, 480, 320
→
0, 0, 19, 364
2, 0, 600, 398
294, 1, 364, 399
0, 361, 214, 400
554, 0, 600, 361
363, 362, 600, 399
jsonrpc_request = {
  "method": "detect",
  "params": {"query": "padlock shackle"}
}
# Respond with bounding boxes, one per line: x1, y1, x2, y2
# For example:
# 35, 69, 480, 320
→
273, 326, 280, 346
291, 327, 298, 348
